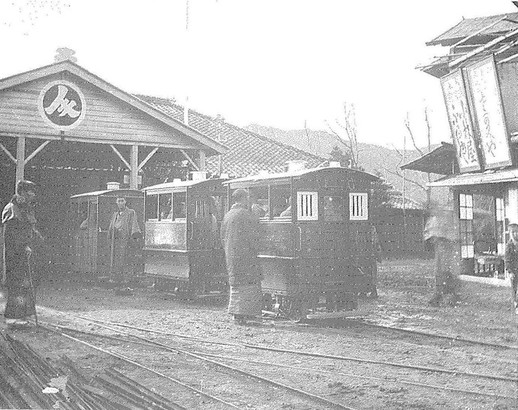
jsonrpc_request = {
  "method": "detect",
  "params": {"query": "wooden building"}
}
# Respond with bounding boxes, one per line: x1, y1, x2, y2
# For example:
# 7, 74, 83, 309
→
406, 12, 518, 278
0, 60, 226, 272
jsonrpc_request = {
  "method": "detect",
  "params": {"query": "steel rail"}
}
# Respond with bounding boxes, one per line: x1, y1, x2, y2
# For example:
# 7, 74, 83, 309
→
74, 315, 518, 384
63, 320, 358, 410
359, 321, 518, 350
196, 352, 516, 400
40, 323, 242, 409
76, 316, 518, 366
44, 320, 518, 402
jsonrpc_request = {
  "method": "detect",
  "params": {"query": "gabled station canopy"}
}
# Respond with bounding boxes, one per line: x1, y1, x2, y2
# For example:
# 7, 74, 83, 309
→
0, 60, 227, 189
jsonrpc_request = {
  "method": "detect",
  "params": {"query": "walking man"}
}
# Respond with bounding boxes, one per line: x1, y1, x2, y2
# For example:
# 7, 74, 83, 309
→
424, 207, 461, 307
108, 197, 141, 287
1, 180, 43, 327
504, 223, 518, 314
220, 189, 263, 325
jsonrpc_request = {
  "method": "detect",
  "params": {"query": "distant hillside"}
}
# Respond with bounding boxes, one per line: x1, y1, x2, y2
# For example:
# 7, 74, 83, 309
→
246, 124, 436, 204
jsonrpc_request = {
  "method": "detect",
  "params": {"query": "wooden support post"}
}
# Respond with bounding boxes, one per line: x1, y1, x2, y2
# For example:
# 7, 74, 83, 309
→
130, 145, 139, 189
16, 137, 26, 184
0, 142, 16, 163
199, 150, 206, 172
180, 149, 199, 171
25, 140, 50, 165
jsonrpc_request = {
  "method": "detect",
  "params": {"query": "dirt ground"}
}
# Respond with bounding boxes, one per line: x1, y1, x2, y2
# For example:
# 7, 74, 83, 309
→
1, 258, 517, 409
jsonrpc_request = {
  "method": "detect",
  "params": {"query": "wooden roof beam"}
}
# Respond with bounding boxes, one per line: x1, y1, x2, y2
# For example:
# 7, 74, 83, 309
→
0, 142, 15, 163
451, 16, 509, 48
180, 149, 199, 171
450, 27, 518, 67
498, 51, 518, 64
24, 140, 50, 165
138, 147, 159, 171
110, 144, 130, 169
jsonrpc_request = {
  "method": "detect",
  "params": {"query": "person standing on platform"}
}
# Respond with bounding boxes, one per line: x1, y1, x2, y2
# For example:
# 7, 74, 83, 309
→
1, 180, 43, 328
221, 189, 263, 325
108, 196, 141, 289
504, 223, 518, 315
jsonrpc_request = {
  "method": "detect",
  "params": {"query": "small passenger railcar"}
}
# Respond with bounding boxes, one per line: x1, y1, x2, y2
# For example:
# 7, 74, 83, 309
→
69, 189, 144, 279
224, 166, 378, 317
142, 178, 227, 296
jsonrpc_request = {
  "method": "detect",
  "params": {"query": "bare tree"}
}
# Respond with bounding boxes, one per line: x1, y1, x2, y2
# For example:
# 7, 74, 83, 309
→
326, 102, 361, 169
382, 107, 433, 202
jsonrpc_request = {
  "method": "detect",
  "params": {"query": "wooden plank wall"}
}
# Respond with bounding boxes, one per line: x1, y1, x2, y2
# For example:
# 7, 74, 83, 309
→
376, 209, 430, 259
0, 73, 193, 147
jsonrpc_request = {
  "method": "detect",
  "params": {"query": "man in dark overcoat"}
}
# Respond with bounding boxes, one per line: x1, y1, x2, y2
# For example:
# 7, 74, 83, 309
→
108, 197, 141, 286
220, 189, 263, 324
1, 180, 43, 327
504, 223, 518, 315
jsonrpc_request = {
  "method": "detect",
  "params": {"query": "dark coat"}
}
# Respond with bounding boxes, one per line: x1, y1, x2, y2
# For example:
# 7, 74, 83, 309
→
1, 196, 40, 319
505, 240, 518, 274
220, 203, 262, 286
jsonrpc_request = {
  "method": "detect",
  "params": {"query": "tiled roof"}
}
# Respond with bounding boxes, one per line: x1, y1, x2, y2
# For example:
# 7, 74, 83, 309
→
401, 142, 456, 175
134, 95, 325, 178
427, 12, 518, 46
387, 195, 424, 210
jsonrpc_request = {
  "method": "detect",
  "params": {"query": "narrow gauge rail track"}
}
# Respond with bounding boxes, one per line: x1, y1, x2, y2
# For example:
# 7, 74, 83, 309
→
296, 317, 518, 366
72, 315, 518, 384
270, 313, 518, 351
43, 322, 516, 401
358, 320, 518, 350
39, 321, 357, 410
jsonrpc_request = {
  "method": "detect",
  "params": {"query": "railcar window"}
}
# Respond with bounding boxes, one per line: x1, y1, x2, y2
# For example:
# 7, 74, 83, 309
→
159, 193, 172, 220
349, 193, 368, 221
78, 201, 88, 228
297, 192, 318, 221
88, 201, 98, 229
145, 194, 158, 220
270, 186, 291, 219
496, 197, 505, 254
459, 193, 474, 258
195, 199, 209, 218
173, 192, 187, 220
250, 187, 268, 219
210, 195, 226, 221
324, 196, 344, 222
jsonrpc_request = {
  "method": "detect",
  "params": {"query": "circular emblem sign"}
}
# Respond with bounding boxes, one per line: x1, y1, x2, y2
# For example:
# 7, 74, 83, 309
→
38, 80, 86, 130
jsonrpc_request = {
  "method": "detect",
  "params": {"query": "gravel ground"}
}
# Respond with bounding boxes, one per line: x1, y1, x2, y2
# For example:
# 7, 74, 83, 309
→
1, 258, 517, 409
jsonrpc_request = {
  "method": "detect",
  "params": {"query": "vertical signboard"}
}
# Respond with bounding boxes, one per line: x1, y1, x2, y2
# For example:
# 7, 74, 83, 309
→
441, 70, 481, 173
465, 56, 512, 169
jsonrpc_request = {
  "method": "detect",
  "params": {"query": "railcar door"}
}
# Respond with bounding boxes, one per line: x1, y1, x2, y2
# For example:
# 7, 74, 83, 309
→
187, 187, 220, 292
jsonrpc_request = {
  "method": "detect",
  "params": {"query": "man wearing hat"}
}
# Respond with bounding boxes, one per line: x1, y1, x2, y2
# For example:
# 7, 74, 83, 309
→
108, 196, 141, 289
220, 189, 263, 324
1, 180, 43, 327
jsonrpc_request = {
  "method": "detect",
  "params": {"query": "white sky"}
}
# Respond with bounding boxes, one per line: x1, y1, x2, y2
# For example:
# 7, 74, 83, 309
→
0, 0, 516, 149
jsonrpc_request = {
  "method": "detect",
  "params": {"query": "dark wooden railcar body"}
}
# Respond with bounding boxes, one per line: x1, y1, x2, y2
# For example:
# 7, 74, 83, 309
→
225, 166, 378, 316
142, 178, 227, 295
69, 189, 144, 278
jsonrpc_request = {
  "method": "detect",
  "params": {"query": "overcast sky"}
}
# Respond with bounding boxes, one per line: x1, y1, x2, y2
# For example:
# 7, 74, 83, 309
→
1, 0, 516, 149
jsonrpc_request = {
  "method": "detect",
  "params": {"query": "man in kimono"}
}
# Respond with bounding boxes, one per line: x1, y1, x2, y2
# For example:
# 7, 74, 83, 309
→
108, 197, 141, 287
221, 189, 263, 325
1, 180, 43, 327
504, 223, 518, 315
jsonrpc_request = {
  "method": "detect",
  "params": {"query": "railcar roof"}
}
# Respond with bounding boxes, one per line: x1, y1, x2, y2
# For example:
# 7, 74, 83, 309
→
143, 178, 226, 191
224, 166, 378, 185
70, 189, 143, 199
